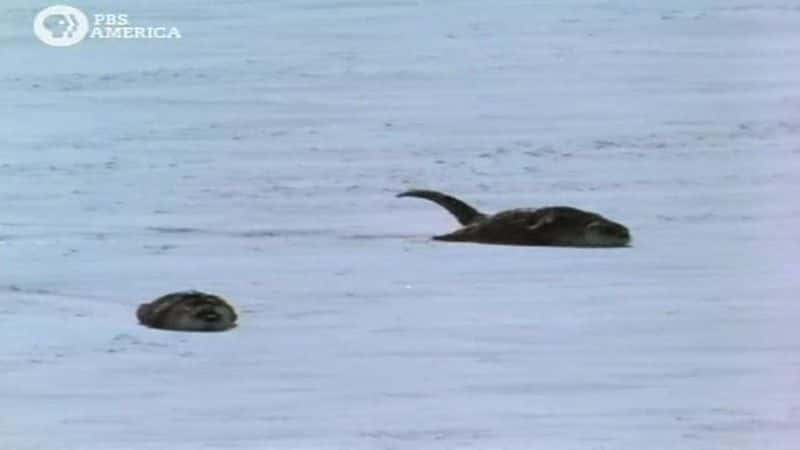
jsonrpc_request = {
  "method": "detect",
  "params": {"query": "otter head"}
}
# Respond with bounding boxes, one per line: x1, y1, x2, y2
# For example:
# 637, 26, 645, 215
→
170, 298, 237, 332
584, 220, 630, 247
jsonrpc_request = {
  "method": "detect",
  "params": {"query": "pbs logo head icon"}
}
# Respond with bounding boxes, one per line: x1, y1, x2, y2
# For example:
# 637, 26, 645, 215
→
33, 5, 90, 47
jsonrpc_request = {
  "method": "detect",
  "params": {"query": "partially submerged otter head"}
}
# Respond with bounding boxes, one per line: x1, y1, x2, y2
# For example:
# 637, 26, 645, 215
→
584, 220, 631, 247
138, 291, 238, 332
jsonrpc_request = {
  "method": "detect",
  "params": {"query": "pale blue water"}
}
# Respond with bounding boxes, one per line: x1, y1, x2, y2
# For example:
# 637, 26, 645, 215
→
1, 1, 799, 449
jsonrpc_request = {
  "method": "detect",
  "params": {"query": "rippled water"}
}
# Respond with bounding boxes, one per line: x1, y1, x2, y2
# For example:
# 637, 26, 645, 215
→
1, 1, 799, 449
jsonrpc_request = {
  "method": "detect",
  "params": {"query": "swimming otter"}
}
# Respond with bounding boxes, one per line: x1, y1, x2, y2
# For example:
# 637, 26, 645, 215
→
397, 189, 630, 247
137, 291, 238, 332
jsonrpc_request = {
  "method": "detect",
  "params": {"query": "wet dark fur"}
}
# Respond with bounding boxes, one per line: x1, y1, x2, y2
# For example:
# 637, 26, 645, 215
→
397, 189, 630, 247
137, 291, 238, 332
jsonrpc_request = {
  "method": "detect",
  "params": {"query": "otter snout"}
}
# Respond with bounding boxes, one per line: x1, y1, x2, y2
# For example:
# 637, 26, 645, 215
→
196, 308, 223, 323
585, 220, 631, 247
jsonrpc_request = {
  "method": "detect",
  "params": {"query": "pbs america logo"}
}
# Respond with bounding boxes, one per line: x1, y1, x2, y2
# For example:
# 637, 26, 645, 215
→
33, 5, 90, 47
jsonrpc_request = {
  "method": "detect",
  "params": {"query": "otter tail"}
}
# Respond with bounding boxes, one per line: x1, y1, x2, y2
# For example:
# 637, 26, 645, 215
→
396, 189, 486, 225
